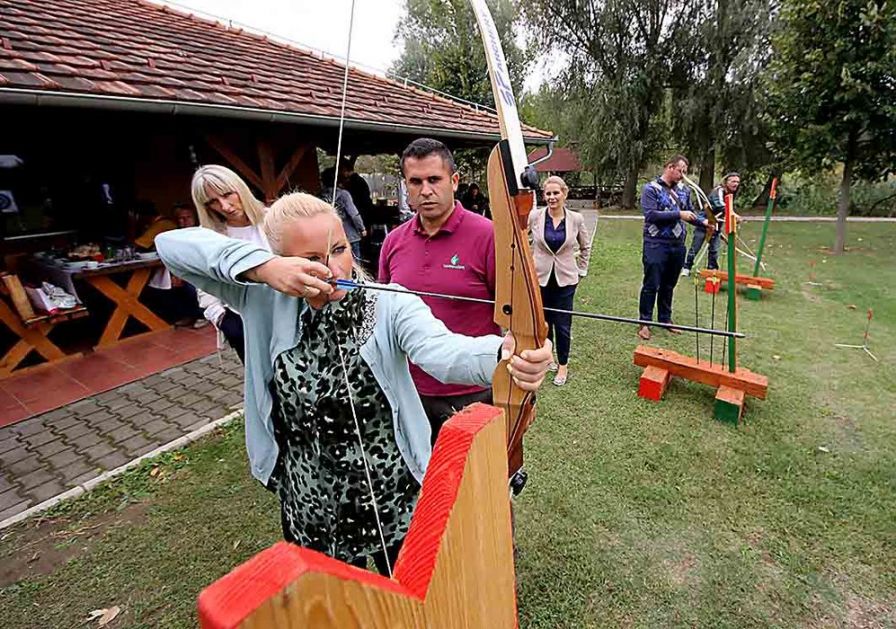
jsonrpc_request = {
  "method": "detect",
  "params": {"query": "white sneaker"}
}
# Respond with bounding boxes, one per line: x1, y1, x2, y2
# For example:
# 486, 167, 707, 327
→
681, 268, 691, 277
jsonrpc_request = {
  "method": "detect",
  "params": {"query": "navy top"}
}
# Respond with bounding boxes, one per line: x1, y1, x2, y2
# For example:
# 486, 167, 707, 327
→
640, 176, 692, 244
544, 212, 567, 253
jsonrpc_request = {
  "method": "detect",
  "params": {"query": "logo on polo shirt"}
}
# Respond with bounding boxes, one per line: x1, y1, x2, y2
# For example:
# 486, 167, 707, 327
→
443, 253, 465, 270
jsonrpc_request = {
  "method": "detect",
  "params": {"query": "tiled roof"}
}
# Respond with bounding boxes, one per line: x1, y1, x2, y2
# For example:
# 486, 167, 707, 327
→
528, 146, 583, 172
0, 0, 553, 143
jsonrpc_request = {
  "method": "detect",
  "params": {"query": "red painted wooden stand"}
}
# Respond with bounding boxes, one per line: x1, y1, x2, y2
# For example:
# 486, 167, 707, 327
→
634, 346, 769, 423
698, 269, 774, 301
197, 403, 517, 628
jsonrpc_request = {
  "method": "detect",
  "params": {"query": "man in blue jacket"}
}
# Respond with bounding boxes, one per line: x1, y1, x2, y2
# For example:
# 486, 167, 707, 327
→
637, 154, 701, 341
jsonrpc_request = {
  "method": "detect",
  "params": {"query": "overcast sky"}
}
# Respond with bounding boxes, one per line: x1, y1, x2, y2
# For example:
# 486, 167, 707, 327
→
156, 0, 405, 76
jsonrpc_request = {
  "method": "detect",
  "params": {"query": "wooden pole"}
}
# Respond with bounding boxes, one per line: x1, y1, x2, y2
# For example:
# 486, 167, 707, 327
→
726, 193, 737, 372
752, 177, 778, 277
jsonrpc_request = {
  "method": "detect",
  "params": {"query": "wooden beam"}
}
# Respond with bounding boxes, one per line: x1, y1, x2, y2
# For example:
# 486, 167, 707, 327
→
205, 135, 264, 191
638, 365, 670, 401
256, 139, 277, 202
274, 144, 309, 195
698, 269, 775, 290
633, 345, 768, 400
197, 404, 518, 629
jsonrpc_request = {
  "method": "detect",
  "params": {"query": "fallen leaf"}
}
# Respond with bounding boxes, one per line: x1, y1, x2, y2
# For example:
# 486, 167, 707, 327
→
817, 446, 830, 453
88, 610, 105, 621
847, 304, 857, 310
99, 606, 121, 626
149, 467, 160, 477
28, 551, 40, 563
233, 539, 241, 550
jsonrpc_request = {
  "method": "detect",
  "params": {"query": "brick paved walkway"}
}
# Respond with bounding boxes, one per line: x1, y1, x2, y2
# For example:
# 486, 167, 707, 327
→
0, 350, 243, 522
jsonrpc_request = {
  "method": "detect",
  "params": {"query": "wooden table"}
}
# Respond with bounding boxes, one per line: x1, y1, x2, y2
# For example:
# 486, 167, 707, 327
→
73, 259, 170, 347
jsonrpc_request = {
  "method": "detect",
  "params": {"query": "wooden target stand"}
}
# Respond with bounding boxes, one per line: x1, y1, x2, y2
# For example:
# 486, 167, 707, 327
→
698, 178, 779, 301
635, 194, 769, 423
197, 404, 519, 628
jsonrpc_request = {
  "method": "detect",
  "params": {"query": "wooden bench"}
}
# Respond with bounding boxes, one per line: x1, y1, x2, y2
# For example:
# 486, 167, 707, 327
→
0, 273, 88, 377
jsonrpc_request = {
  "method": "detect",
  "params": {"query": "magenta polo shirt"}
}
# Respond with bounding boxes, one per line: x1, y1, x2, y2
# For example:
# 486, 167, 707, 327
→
378, 202, 499, 397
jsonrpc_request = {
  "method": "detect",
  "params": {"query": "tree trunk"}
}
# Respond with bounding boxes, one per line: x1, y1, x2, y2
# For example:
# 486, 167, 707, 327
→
834, 157, 852, 254
621, 163, 639, 209
699, 148, 715, 193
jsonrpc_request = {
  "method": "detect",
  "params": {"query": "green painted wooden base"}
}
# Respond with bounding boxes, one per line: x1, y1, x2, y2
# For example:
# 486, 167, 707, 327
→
714, 385, 745, 425
745, 285, 763, 301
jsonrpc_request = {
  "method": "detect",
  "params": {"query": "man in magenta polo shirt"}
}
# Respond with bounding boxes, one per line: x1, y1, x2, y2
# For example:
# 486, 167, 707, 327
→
379, 138, 499, 445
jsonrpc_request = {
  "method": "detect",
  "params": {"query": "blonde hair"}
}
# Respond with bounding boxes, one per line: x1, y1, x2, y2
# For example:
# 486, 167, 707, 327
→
264, 192, 338, 255
543, 175, 569, 198
191, 165, 267, 233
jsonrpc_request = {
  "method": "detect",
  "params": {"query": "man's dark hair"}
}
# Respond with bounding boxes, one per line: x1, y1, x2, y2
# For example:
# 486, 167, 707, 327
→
664, 154, 690, 169
321, 166, 337, 186
400, 138, 457, 176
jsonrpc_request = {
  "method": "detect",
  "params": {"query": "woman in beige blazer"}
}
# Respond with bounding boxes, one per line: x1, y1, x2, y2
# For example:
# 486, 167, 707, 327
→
528, 176, 593, 385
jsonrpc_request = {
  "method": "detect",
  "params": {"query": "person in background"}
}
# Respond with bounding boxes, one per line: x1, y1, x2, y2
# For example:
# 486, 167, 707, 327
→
340, 160, 376, 228
637, 154, 702, 341
462, 183, 490, 219
682, 172, 741, 276
191, 164, 269, 363
144, 203, 207, 328
133, 201, 176, 250
321, 166, 366, 261
378, 138, 499, 445
528, 176, 591, 386
155, 192, 553, 575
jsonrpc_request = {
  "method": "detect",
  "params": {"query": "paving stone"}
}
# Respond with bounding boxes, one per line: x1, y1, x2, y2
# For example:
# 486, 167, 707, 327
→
93, 451, 131, 470
152, 379, 182, 395
156, 405, 191, 421
154, 427, 184, 443
119, 381, 151, 395
189, 398, 222, 416
160, 384, 190, 400
81, 442, 117, 463
0, 486, 26, 511
116, 404, 151, 420
175, 375, 203, 388
170, 411, 204, 430
33, 407, 73, 422
120, 434, 153, 456
17, 468, 57, 490
191, 380, 219, 396
0, 434, 24, 455
0, 445, 32, 466
68, 399, 103, 415
47, 414, 82, 431
45, 448, 83, 470
57, 421, 93, 441
106, 425, 139, 444
140, 373, 168, 387
57, 460, 97, 484
0, 473, 14, 493
81, 410, 116, 426
95, 418, 129, 436
68, 432, 106, 452
27, 479, 67, 503
142, 418, 174, 437
21, 429, 60, 448
175, 392, 203, 408
0, 500, 32, 522
130, 391, 162, 405
68, 471, 100, 487
145, 398, 176, 413
11, 420, 48, 437
124, 410, 161, 428
34, 439, 70, 459
6, 455, 43, 476
96, 395, 133, 412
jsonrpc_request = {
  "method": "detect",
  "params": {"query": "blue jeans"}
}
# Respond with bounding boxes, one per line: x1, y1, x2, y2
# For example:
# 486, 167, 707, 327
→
639, 241, 686, 323
684, 226, 721, 270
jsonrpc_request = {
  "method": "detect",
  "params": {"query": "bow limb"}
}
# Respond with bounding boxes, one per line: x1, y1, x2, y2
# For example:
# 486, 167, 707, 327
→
469, 0, 547, 477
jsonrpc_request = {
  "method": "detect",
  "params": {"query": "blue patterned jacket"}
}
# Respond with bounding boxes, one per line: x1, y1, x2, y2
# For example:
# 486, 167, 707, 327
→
640, 176, 693, 244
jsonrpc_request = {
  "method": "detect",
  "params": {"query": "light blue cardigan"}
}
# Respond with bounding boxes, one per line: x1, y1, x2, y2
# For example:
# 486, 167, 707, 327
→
155, 228, 503, 485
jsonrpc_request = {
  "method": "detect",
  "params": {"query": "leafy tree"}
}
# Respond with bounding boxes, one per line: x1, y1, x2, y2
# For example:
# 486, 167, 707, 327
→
391, 0, 528, 109
522, 0, 700, 208
669, 0, 775, 192
766, 0, 896, 252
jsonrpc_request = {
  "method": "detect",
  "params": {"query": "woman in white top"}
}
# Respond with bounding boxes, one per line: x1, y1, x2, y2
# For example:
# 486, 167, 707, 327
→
191, 164, 269, 363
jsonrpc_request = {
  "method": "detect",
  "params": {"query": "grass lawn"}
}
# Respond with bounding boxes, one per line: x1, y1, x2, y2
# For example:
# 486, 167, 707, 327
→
1, 219, 893, 628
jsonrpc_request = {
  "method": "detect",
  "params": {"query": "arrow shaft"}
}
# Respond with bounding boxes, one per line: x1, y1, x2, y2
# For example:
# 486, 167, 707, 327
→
332, 279, 745, 339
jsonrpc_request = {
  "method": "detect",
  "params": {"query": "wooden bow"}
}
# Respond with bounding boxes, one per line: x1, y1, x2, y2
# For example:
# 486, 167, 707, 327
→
469, 1, 547, 477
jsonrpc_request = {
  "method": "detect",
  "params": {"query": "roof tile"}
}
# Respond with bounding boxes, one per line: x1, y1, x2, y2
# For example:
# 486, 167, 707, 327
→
0, 0, 552, 141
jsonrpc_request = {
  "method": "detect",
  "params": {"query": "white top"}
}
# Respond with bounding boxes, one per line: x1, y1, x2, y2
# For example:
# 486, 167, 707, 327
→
199, 224, 270, 326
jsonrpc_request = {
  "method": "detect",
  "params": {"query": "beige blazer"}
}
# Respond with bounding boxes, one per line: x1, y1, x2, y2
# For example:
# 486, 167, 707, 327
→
528, 207, 593, 287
